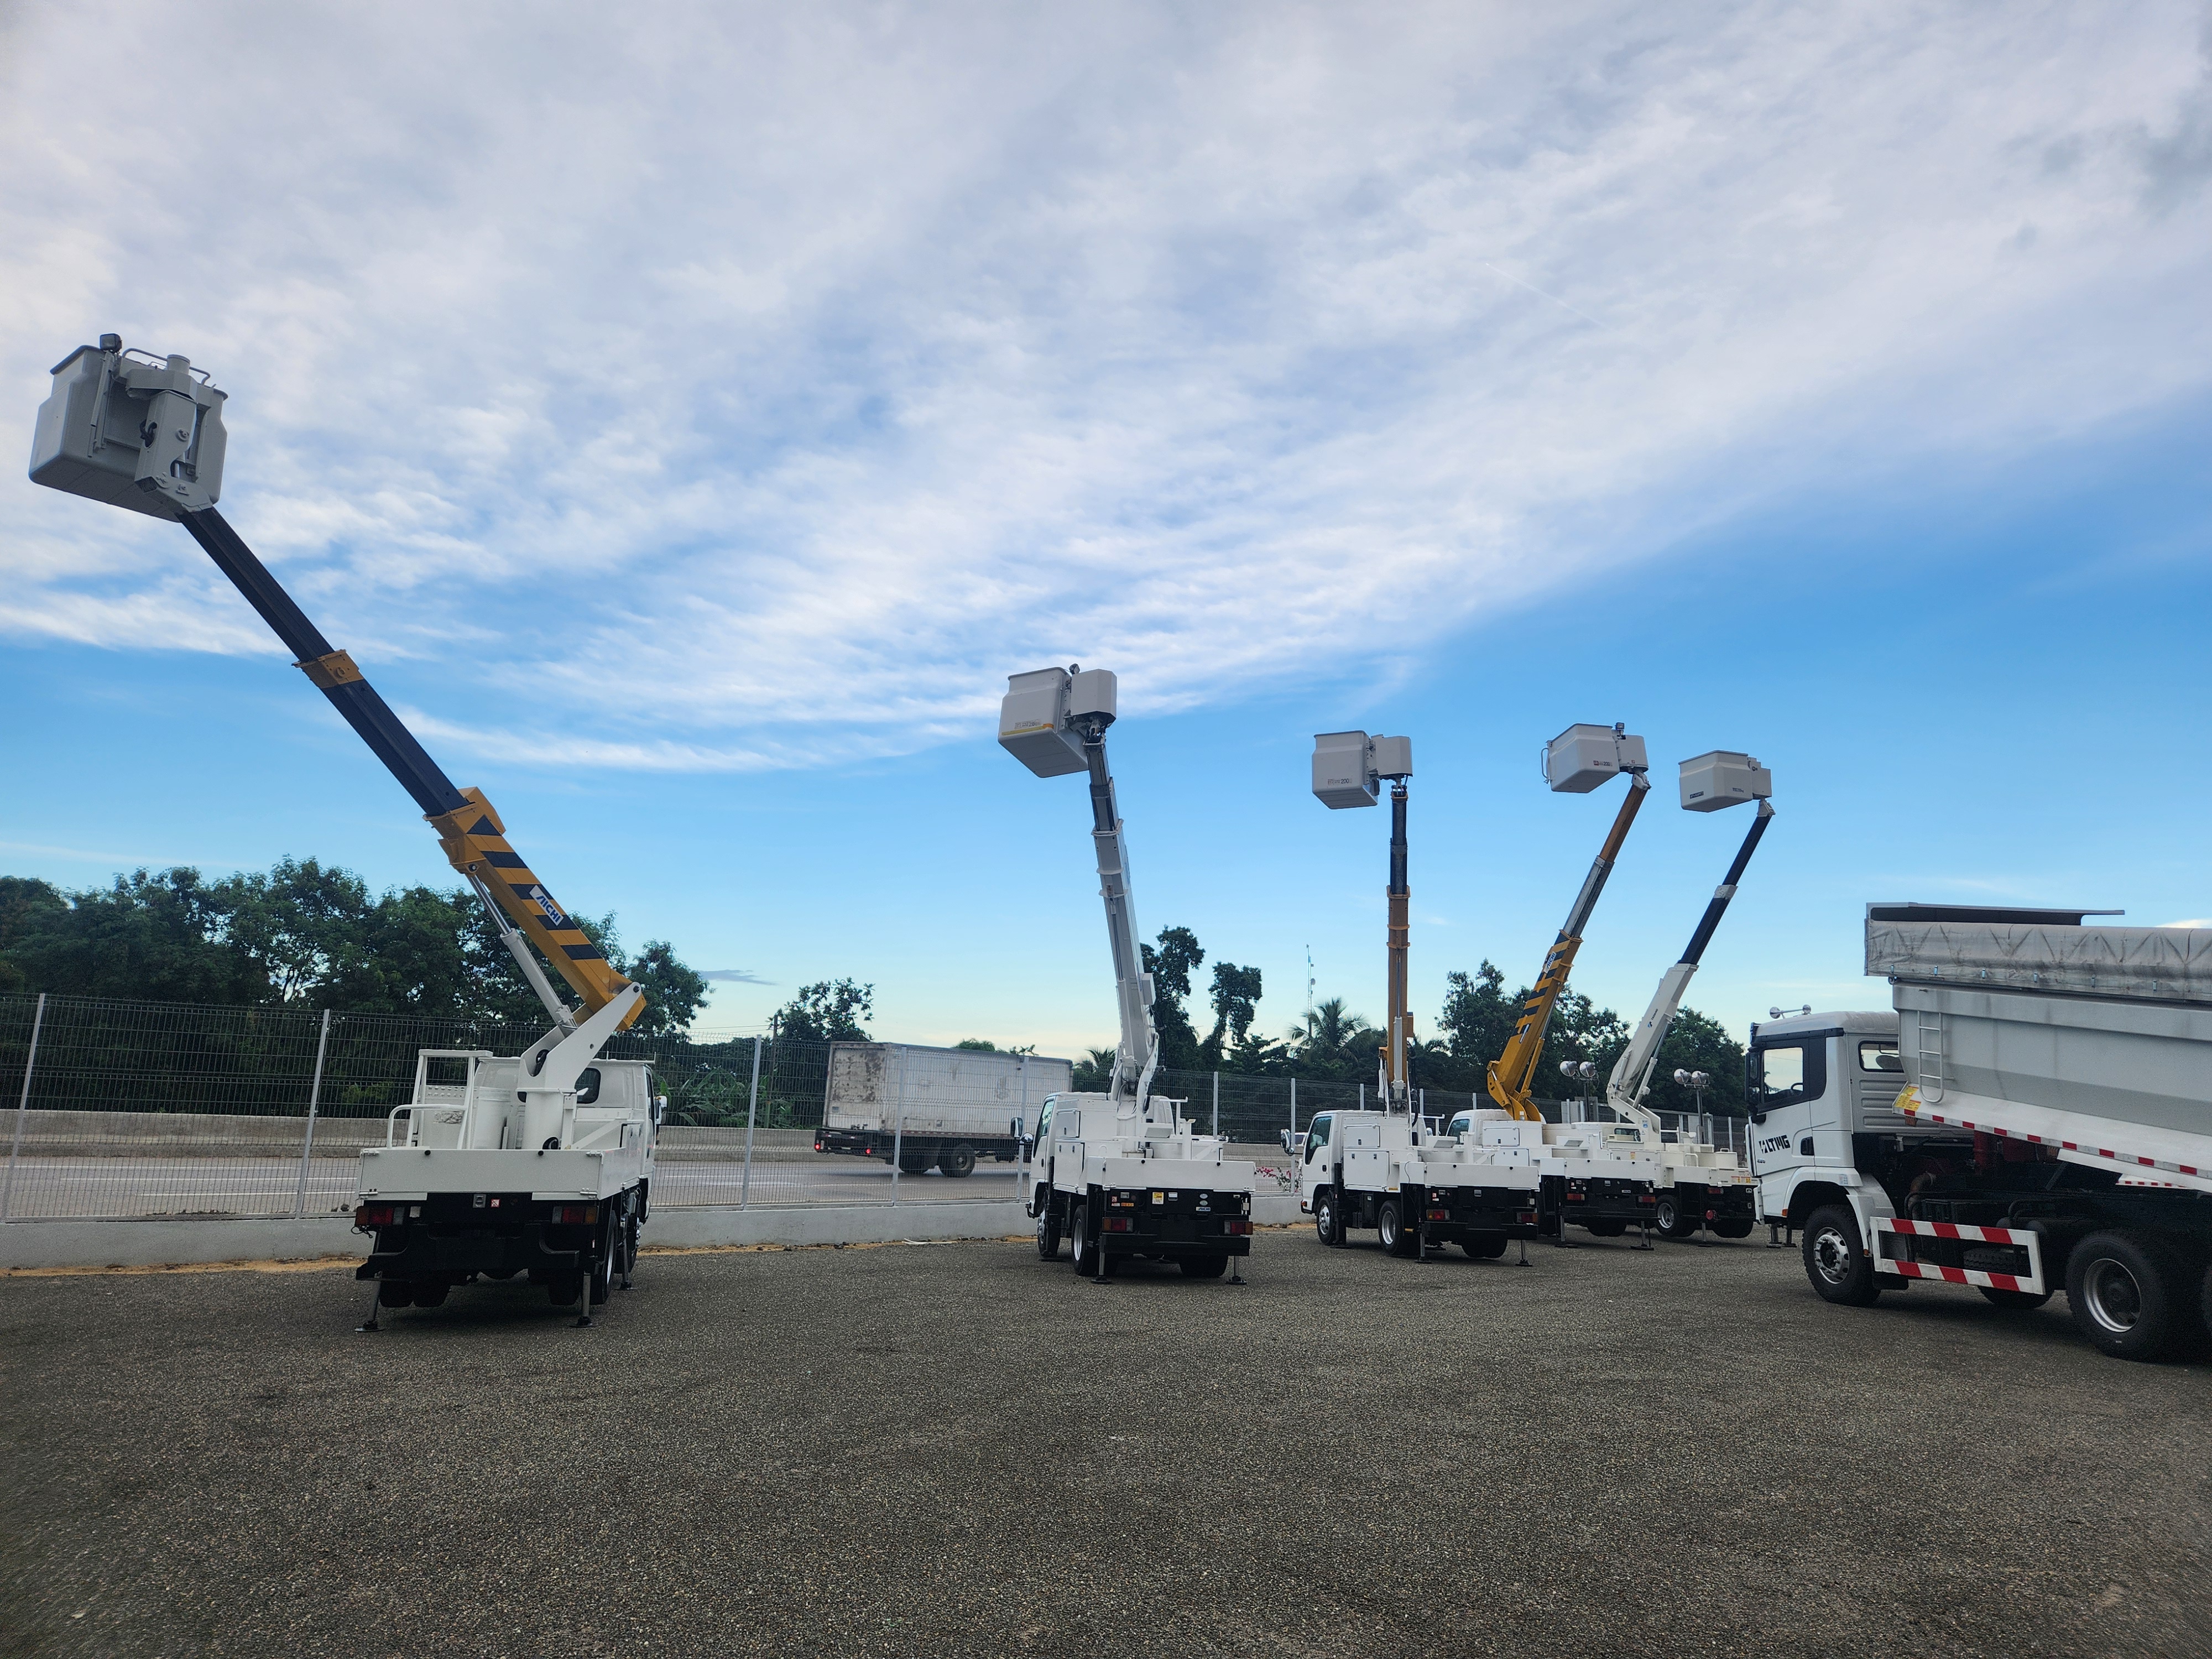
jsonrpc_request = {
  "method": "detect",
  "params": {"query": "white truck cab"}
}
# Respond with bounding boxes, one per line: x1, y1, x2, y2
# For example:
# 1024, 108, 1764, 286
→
1744, 1009, 1914, 1235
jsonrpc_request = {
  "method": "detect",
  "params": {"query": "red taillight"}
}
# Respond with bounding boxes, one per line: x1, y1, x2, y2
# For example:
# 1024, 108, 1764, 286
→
1427, 1209, 1449, 1221
551, 1204, 599, 1225
1224, 1218, 1253, 1235
813, 1140, 824, 1152
354, 1204, 395, 1229
1102, 1217, 1133, 1233
1639, 1193, 1657, 1204
1515, 1211, 1537, 1225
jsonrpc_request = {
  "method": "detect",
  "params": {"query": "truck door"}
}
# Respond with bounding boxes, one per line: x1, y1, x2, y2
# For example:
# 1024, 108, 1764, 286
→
1747, 1036, 1832, 1180
1300, 1112, 1335, 1214
1019, 1097, 1055, 1211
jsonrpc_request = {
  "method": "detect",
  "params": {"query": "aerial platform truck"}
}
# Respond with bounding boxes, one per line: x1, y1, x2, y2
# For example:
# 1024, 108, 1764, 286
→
1478, 724, 1667, 1243
1754, 905, 2212, 1361
32, 337, 659, 1327
999, 666, 1256, 1281
1296, 732, 1541, 1260
1595, 750, 1773, 1239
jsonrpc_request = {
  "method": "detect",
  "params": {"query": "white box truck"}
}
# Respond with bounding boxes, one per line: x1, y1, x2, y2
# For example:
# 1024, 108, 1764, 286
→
815, 1043, 1071, 1177
1751, 904, 2212, 1360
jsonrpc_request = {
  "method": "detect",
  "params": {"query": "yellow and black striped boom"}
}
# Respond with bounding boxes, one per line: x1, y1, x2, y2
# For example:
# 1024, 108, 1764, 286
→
178, 507, 639, 1029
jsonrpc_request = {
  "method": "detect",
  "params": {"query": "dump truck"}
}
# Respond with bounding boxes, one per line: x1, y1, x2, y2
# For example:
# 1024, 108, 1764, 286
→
1751, 904, 2212, 1360
815, 1043, 1071, 1176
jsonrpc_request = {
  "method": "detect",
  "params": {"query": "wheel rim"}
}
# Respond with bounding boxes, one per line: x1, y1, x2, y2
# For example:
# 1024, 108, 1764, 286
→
2082, 1256, 2144, 1334
1316, 1197, 1333, 1241
1655, 1198, 1679, 1232
1811, 1226, 1853, 1284
1379, 1207, 1397, 1249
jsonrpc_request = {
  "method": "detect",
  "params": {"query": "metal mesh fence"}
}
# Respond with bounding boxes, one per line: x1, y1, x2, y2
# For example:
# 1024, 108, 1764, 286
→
0, 992, 1697, 1224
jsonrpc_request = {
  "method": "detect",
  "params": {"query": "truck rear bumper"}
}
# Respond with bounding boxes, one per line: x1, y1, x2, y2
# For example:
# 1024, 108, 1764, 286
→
356, 1221, 586, 1282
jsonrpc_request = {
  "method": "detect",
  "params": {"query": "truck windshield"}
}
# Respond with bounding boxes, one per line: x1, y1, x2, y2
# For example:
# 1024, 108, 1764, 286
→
1305, 1114, 1333, 1161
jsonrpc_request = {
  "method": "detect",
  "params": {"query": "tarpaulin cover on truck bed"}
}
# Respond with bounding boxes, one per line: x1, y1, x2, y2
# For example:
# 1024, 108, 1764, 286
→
1867, 920, 2212, 1005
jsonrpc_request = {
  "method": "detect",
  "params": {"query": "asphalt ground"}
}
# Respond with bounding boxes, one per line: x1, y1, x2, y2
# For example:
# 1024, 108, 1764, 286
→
2, 1226, 2208, 1659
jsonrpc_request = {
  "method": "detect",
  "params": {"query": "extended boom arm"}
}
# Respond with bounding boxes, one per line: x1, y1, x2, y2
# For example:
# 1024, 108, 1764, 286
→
28, 338, 637, 1033
1605, 759, 1775, 1129
1001, 667, 1157, 1129
1487, 763, 1650, 1120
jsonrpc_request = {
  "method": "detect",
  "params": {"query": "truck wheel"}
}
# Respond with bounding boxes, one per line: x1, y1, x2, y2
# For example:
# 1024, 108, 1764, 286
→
1070, 1202, 1093, 1274
376, 1279, 416, 1308
546, 1271, 583, 1306
1464, 1234, 1508, 1260
899, 1154, 931, 1175
1802, 1205, 1883, 1307
1978, 1286, 2053, 1311
414, 1280, 451, 1308
1653, 1194, 1700, 1238
1036, 1204, 1062, 1261
939, 1144, 977, 1178
1181, 1254, 1230, 1279
589, 1226, 615, 1306
1712, 1220, 1755, 1240
2067, 1232, 2185, 1361
1314, 1189, 1345, 1248
1376, 1198, 1407, 1256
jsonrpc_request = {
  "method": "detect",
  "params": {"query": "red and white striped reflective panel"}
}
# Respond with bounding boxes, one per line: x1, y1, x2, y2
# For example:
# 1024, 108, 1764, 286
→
1902, 1098, 2204, 1182
1873, 1217, 2045, 1295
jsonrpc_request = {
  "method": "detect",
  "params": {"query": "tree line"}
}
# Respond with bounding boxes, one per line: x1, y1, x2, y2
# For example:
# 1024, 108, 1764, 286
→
0, 861, 709, 1035
1070, 922, 1747, 1117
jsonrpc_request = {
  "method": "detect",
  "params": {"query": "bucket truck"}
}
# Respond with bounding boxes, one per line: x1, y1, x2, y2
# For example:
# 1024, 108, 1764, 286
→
1297, 733, 1541, 1260
1000, 666, 1256, 1281
1599, 751, 1772, 1239
32, 336, 659, 1327
1483, 724, 1663, 1241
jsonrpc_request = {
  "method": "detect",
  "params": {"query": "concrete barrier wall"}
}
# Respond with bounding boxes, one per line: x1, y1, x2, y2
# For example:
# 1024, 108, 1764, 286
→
0, 1194, 1306, 1269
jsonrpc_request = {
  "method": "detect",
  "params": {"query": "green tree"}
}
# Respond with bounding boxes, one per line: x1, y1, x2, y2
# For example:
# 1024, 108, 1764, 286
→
1072, 1045, 1118, 1091
1636, 1006, 1747, 1115
954, 1039, 997, 1051
1285, 996, 1383, 1082
773, 978, 874, 1042
1201, 960, 1264, 1067
1140, 925, 1206, 1071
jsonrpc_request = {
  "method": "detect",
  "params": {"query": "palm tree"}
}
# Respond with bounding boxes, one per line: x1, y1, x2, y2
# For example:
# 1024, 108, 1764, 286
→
1287, 998, 1382, 1081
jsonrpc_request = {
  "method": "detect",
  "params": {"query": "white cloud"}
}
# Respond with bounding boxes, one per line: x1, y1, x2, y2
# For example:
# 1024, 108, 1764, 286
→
3, 1, 2208, 768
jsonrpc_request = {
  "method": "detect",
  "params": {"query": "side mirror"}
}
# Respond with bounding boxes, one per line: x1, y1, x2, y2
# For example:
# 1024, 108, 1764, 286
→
1279, 1129, 1296, 1154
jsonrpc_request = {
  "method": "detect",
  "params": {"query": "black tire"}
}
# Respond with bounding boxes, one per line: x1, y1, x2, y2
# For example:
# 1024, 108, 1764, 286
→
413, 1280, 451, 1308
1652, 1193, 1697, 1239
546, 1271, 583, 1306
938, 1144, 977, 1178
2067, 1231, 2187, 1361
1802, 1204, 1883, 1307
1582, 1219, 1629, 1238
589, 1225, 615, 1306
1180, 1254, 1230, 1279
1463, 1234, 1509, 1260
1712, 1220, 1755, 1240
899, 1154, 931, 1176
1070, 1202, 1093, 1274
1376, 1198, 1407, 1256
377, 1279, 416, 1308
1036, 1203, 1062, 1261
1314, 1188, 1345, 1248
1979, 1286, 2054, 1311
482, 1268, 519, 1281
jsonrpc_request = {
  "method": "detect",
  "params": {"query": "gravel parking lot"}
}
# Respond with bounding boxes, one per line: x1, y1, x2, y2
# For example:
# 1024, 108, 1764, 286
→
3, 1226, 2209, 1658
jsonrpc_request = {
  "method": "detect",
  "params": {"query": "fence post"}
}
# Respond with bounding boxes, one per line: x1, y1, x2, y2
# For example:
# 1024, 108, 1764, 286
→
2, 993, 49, 1223
1212, 1071, 1219, 1140
739, 1035, 763, 1211
1288, 1076, 1296, 1144
889, 1044, 909, 1203
291, 1008, 333, 1219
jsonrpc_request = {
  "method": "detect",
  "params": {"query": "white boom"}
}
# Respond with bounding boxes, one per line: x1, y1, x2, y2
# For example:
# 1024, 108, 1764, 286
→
999, 665, 1157, 1131
1605, 752, 1775, 1133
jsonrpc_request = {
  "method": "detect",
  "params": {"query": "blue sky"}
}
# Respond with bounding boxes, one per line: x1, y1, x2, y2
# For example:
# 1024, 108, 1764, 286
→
3, 2, 2209, 1056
